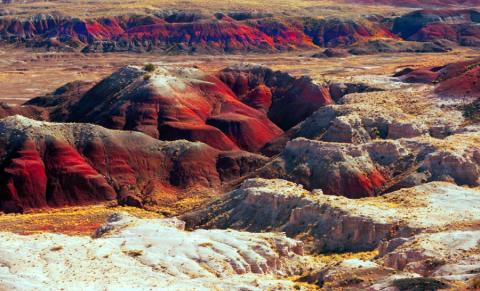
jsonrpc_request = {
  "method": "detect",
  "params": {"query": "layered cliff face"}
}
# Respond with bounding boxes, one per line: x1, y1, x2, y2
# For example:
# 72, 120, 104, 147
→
0, 115, 267, 213
2, 6, 480, 54
261, 101, 439, 156
380, 230, 480, 279
0, 12, 399, 53
301, 17, 396, 48
183, 178, 480, 252
392, 9, 480, 46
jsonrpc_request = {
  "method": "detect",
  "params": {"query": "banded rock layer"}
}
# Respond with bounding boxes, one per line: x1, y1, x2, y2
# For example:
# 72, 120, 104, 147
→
183, 178, 480, 253
0, 13, 395, 52
0, 116, 266, 213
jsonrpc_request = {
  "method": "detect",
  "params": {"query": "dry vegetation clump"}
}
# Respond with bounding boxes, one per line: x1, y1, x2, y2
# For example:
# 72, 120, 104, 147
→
0, 205, 162, 236
124, 249, 144, 257
314, 250, 379, 265
143, 63, 156, 72
463, 98, 480, 123
50, 245, 64, 252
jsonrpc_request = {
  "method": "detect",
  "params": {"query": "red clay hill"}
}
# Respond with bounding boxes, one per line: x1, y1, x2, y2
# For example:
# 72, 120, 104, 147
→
26, 64, 336, 152
396, 57, 480, 98
45, 65, 284, 152
0, 115, 266, 213
218, 64, 334, 130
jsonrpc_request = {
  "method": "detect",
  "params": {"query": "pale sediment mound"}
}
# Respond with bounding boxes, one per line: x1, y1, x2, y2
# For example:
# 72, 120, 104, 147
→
0, 213, 318, 290
183, 178, 480, 288
380, 230, 480, 280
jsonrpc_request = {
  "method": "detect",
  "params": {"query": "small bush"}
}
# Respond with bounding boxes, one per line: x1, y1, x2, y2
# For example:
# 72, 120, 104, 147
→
143, 74, 151, 81
463, 98, 480, 122
124, 249, 144, 257
50, 245, 64, 252
198, 242, 214, 248
144, 63, 156, 72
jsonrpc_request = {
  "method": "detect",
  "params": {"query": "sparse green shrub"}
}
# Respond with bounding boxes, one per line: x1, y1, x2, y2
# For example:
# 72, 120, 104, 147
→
463, 99, 480, 122
144, 63, 156, 72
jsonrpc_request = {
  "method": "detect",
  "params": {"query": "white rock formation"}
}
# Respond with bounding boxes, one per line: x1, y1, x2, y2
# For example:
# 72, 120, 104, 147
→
0, 213, 317, 291
380, 230, 480, 280
184, 179, 480, 253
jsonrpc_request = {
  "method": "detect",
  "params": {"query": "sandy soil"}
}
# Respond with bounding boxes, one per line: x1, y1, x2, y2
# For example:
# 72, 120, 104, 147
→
0, 0, 411, 19
0, 46, 478, 105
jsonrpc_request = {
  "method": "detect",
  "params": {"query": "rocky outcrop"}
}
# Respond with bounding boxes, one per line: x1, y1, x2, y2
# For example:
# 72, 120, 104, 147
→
183, 178, 480, 288
300, 258, 428, 289
312, 48, 350, 58
301, 17, 396, 48
0, 212, 318, 290
259, 130, 480, 197
0, 116, 267, 213
347, 39, 451, 55
380, 230, 480, 280
0, 102, 49, 120
261, 102, 434, 156
183, 179, 480, 253
392, 9, 480, 46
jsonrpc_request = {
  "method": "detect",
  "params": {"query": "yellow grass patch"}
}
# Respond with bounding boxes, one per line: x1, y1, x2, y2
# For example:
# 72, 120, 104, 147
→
0, 204, 162, 236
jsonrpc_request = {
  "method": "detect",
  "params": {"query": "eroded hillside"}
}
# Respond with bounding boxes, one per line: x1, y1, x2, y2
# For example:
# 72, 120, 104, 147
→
1, 1, 480, 290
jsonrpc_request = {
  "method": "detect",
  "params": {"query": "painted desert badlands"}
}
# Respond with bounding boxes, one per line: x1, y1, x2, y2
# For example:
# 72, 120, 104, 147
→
0, 0, 480, 290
